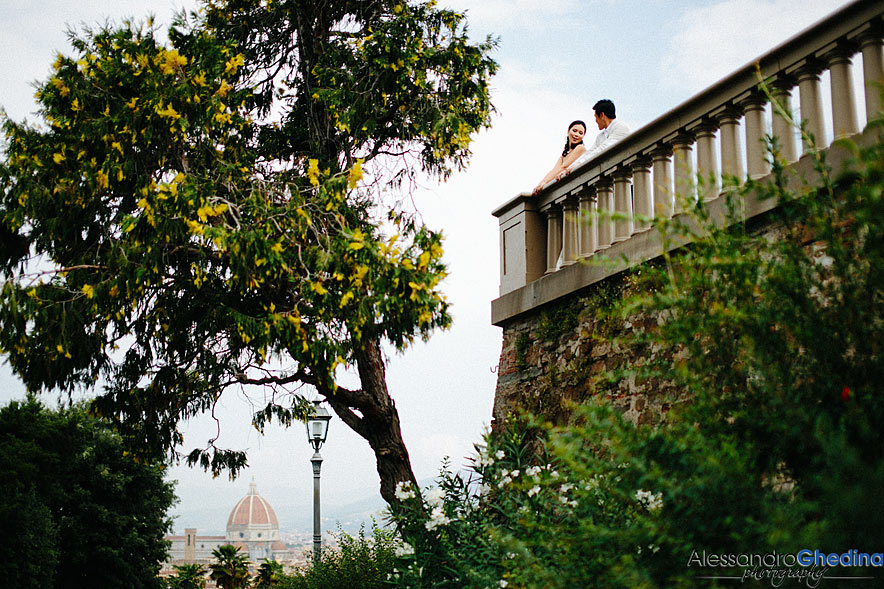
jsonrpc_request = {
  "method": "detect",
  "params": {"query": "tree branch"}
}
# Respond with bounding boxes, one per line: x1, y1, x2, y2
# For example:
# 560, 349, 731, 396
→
324, 395, 368, 438
234, 370, 309, 387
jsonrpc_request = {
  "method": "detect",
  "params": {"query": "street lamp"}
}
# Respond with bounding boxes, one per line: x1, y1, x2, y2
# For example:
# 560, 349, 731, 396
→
305, 400, 331, 566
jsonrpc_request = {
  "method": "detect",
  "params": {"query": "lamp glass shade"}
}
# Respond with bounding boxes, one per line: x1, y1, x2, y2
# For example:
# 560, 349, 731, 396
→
305, 401, 331, 448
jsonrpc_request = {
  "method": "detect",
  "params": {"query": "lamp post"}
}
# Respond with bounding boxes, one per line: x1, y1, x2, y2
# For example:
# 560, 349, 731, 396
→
305, 400, 331, 566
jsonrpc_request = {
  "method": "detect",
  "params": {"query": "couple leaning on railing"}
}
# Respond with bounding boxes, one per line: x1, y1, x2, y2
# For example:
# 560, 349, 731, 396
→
532, 99, 631, 196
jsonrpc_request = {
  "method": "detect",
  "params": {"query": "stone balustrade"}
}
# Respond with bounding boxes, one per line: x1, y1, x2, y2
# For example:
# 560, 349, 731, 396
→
492, 0, 884, 326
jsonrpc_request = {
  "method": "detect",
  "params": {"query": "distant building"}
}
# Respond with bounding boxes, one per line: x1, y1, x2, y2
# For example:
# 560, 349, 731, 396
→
164, 529, 226, 565
225, 479, 290, 561
162, 480, 293, 576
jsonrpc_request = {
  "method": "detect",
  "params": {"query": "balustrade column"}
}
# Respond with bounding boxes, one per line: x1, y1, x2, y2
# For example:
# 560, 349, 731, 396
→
612, 170, 634, 242
651, 145, 673, 219
561, 197, 579, 266
717, 107, 744, 184
796, 62, 827, 150
578, 189, 598, 257
630, 157, 653, 232
771, 81, 798, 163
859, 31, 884, 123
693, 121, 720, 202
544, 206, 562, 274
595, 179, 614, 250
826, 46, 860, 139
740, 94, 770, 178
671, 133, 695, 213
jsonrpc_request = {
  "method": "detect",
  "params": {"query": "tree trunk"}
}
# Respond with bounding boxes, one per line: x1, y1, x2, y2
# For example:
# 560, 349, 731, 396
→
322, 336, 418, 506
294, 5, 418, 506
294, 3, 340, 168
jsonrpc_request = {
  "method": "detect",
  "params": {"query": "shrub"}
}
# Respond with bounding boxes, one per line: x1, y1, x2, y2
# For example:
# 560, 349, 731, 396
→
281, 523, 399, 589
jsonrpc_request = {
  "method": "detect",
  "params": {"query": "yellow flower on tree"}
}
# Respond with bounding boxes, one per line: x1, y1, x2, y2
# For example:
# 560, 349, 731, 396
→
349, 228, 365, 251
224, 53, 245, 73
157, 49, 188, 74
348, 160, 364, 190
155, 103, 181, 120
307, 159, 320, 186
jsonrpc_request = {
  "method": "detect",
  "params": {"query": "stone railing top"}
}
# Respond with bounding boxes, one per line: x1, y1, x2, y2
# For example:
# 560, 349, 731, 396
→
494, 0, 883, 217
491, 0, 884, 325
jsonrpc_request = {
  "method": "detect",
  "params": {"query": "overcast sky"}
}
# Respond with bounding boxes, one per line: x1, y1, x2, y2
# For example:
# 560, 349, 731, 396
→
0, 0, 856, 534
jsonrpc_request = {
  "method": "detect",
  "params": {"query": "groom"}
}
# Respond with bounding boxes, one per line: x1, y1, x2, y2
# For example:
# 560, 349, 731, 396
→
557, 99, 630, 179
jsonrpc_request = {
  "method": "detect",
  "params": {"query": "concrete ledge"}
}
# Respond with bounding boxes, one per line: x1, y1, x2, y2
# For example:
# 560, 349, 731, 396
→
531, 0, 884, 210
491, 128, 878, 326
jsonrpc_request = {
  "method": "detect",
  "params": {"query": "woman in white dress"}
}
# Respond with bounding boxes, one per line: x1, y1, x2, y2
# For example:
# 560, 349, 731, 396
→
532, 120, 587, 195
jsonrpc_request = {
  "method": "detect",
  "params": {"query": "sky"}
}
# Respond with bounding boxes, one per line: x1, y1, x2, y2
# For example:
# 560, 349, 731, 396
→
0, 0, 857, 535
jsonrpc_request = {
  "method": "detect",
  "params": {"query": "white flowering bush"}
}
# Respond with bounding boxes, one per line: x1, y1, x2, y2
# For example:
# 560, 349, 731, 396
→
386, 420, 666, 588
386, 456, 508, 588
394, 481, 417, 501
634, 489, 663, 513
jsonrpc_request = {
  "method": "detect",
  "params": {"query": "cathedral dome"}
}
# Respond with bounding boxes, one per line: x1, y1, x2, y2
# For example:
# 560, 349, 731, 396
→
163, 478, 290, 568
227, 480, 279, 529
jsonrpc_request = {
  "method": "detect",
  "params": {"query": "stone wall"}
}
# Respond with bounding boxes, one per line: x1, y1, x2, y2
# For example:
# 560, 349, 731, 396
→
491, 210, 810, 430
492, 267, 684, 431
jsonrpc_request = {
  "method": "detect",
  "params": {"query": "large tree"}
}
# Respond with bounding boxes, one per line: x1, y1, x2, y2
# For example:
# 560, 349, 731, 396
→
0, 399, 176, 589
0, 0, 496, 504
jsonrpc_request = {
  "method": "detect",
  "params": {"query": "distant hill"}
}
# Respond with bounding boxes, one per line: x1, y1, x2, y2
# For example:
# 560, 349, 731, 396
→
275, 491, 389, 535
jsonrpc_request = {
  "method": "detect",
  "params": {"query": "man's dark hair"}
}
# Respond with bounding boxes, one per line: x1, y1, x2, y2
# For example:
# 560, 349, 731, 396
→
593, 99, 616, 119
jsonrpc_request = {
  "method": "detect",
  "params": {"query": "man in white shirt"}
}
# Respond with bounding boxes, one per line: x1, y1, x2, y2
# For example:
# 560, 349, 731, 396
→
557, 99, 630, 179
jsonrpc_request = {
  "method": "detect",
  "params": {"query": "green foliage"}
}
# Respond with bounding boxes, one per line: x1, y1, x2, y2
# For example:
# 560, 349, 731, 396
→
387, 435, 539, 588
253, 560, 284, 588
385, 116, 884, 586
209, 544, 251, 589
535, 302, 581, 343
0, 398, 175, 589
481, 410, 769, 588
167, 563, 208, 589
513, 332, 530, 370
583, 270, 637, 340
281, 524, 399, 589
612, 121, 884, 570
203, 0, 497, 177
0, 0, 497, 486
